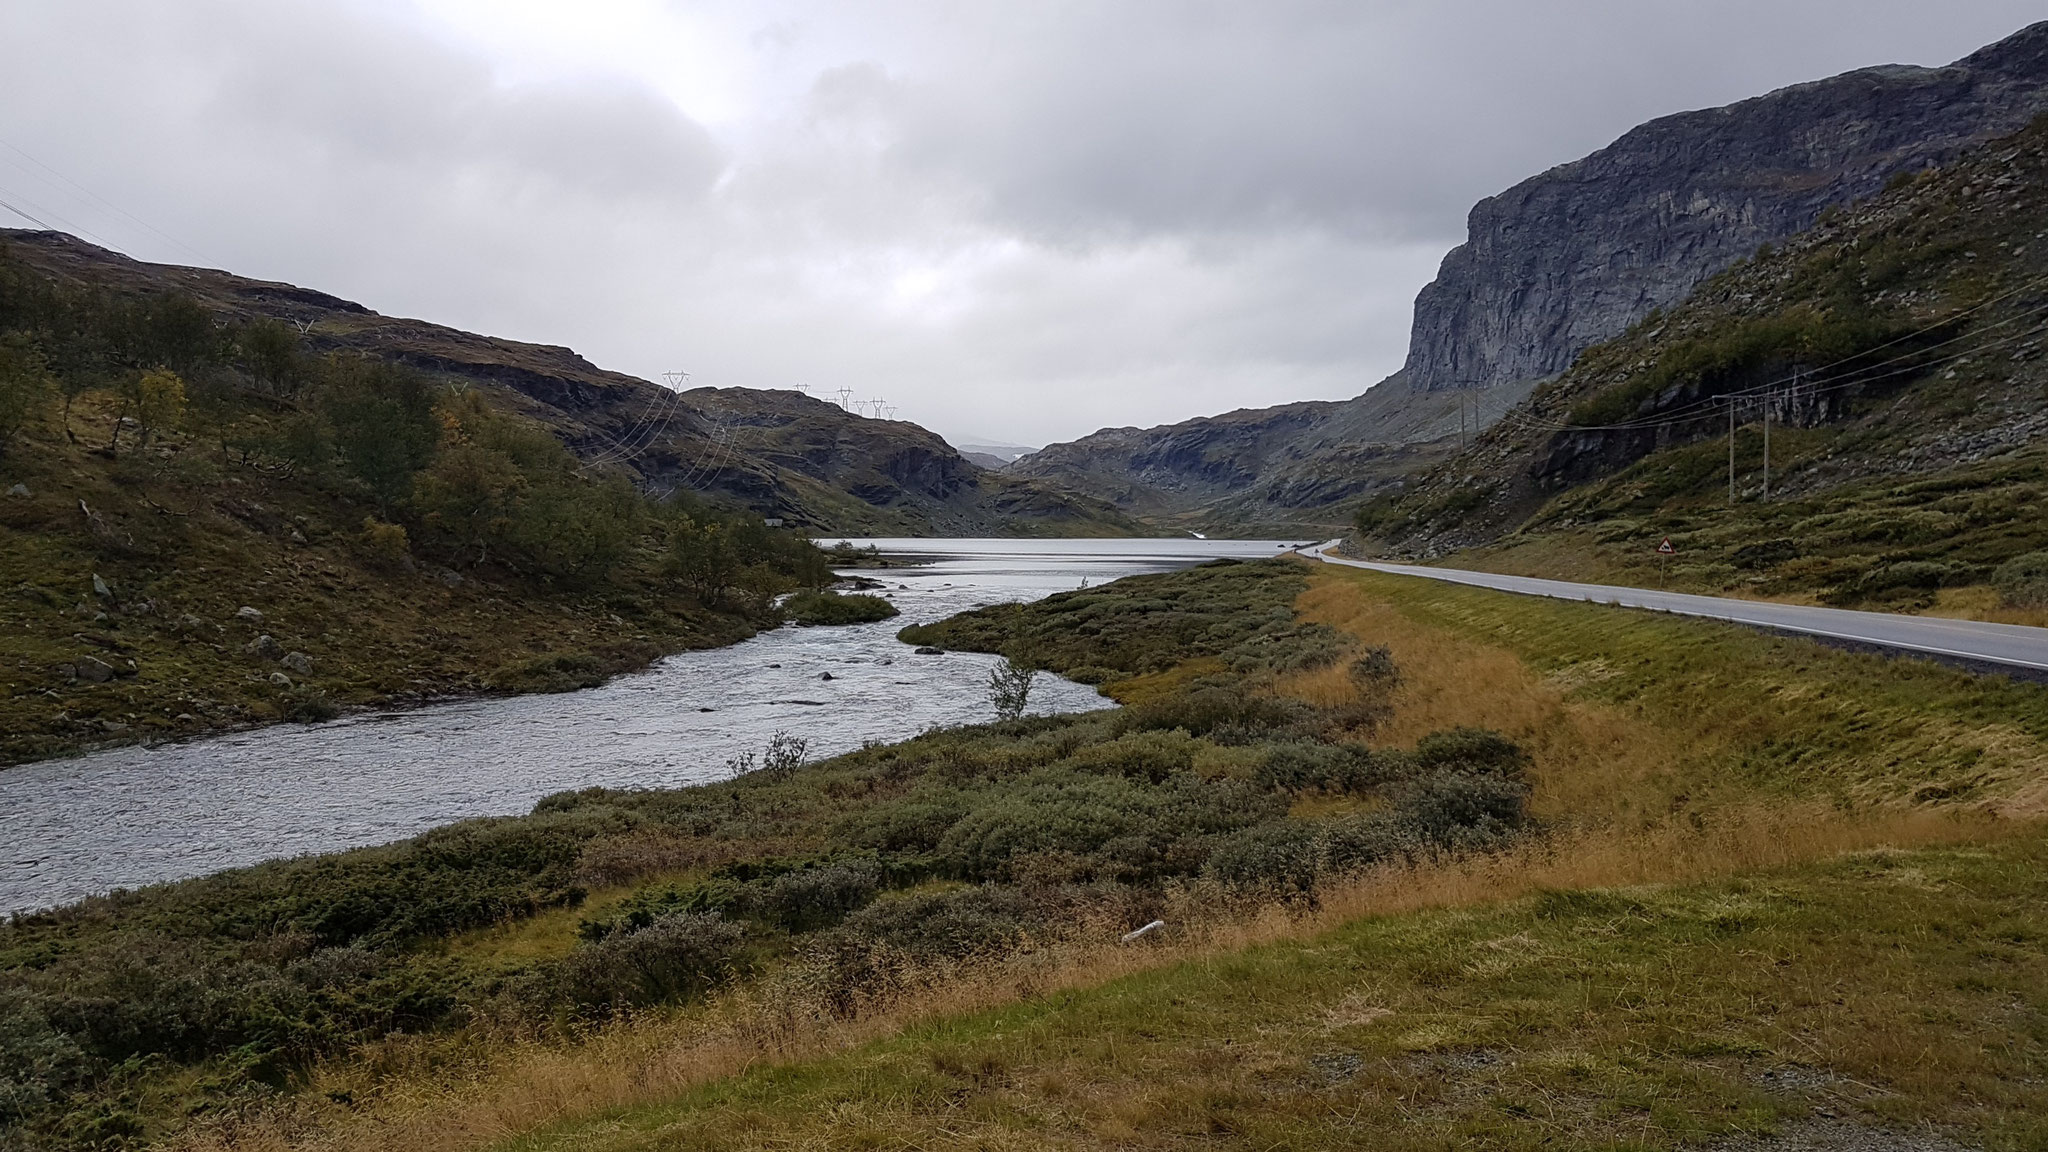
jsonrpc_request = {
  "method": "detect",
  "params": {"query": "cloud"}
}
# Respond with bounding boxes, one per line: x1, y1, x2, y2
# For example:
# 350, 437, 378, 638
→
1, 0, 2043, 444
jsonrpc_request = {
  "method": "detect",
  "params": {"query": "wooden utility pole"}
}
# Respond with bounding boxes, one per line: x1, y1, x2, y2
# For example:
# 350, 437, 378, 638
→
1727, 397, 1736, 503
1761, 388, 1771, 501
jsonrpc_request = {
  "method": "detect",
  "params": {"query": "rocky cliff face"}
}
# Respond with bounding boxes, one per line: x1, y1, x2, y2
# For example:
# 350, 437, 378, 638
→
1403, 21, 2048, 395
1019, 21, 2048, 531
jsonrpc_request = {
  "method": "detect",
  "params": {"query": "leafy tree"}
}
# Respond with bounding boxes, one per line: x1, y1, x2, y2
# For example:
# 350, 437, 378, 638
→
0, 335, 51, 456
323, 359, 438, 513
668, 516, 741, 603
127, 367, 187, 451
987, 657, 1036, 721
414, 435, 525, 565
238, 318, 305, 395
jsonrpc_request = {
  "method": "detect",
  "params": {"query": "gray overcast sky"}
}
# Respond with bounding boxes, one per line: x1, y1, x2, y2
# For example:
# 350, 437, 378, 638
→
2, 2, 2042, 445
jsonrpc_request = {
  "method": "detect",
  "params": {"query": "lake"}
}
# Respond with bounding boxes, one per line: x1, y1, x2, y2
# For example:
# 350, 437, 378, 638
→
0, 537, 1304, 912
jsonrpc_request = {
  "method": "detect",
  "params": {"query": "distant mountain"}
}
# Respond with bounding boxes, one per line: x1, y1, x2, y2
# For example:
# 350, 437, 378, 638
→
1017, 20, 2048, 530
952, 441, 1039, 464
0, 231, 1138, 536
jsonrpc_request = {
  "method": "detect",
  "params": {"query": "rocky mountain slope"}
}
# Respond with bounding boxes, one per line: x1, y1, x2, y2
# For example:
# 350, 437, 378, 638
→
1354, 112, 2048, 613
0, 230, 1135, 537
1018, 21, 2048, 531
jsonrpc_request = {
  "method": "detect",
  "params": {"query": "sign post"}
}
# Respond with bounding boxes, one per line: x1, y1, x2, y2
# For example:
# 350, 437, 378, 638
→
1656, 537, 1676, 588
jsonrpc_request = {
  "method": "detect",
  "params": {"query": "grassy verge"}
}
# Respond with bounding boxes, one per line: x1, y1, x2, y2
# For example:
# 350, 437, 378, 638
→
1439, 437, 2048, 622
491, 828, 2047, 1152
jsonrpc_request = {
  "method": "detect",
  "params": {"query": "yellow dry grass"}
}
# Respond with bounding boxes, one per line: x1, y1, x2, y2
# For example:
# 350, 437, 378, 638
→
180, 804, 2010, 1152
1281, 573, 1673, 823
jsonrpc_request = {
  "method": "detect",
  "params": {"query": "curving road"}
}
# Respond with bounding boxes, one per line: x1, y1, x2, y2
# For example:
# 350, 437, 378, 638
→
1304, 542, 2048, 674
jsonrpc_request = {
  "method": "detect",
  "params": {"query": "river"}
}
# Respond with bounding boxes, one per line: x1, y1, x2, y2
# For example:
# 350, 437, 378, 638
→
0, 537, 1303, 913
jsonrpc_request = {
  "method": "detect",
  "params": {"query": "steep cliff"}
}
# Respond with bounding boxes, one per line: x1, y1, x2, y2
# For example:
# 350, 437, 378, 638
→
0, 230, 1136, 536
1405, 20, 2048, 396
1021, 21, 2048, 531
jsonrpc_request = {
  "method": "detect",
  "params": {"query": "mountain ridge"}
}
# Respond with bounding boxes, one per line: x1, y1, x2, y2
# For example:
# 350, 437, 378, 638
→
1016, 20, 2048, 531
0, 229, 1139, 537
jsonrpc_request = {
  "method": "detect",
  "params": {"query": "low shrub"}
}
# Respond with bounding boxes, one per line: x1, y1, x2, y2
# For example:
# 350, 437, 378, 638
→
548, 913, 746, 1013
1993, 550, 2048, 607
784, 590, 899, 626
833, 886, 1037, 961
1202, 822, 1321, 892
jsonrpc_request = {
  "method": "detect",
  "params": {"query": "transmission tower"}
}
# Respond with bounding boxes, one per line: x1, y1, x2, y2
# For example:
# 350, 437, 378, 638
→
662, 370, 691, 391
835, 387, 856, 411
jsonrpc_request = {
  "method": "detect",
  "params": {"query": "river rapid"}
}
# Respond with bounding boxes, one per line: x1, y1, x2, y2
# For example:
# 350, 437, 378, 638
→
1, 538, 1303, 913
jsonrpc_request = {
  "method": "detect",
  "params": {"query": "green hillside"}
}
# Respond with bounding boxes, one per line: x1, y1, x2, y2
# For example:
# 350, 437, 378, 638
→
1357, 115, 2048, 618
0, 241, 832, 764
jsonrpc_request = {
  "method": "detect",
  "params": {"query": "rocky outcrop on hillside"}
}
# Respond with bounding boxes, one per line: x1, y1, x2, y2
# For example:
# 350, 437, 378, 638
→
1406, 21, 2048, 397
0, 230, 1136, 536
1020, 21, 2048, 530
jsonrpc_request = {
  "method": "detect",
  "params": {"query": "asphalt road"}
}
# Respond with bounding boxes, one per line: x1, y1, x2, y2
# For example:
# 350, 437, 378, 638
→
1304, 542, 2048, 674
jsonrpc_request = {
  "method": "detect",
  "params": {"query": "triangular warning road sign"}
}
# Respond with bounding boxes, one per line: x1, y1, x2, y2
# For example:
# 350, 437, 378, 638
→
1656, 537, 1676, 554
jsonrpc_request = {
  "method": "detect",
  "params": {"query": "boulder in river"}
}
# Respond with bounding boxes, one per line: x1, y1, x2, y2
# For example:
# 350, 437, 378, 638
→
914, 646, 945, 655
819, 671, 835, 680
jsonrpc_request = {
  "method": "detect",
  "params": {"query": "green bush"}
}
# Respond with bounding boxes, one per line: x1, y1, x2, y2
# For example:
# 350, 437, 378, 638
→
1994, 550, 2048, 607
833, 886, 1037, 961
784, 590, 899, 626
934, 769, 1280, 883
1202, 822, 1321, 892
548, 913, 746, 1013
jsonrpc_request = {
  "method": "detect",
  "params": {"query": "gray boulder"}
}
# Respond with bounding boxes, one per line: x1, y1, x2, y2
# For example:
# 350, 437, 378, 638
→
235, 606, 265, 624
246, 634, 285, 661
281, 651, 314, 676
75, 656, 116, 683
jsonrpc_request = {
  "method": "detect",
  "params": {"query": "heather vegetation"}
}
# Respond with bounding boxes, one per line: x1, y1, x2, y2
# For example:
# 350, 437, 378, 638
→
0, 560, 1539, 1148
0, 242, 833, 763
781, 589, 898, 626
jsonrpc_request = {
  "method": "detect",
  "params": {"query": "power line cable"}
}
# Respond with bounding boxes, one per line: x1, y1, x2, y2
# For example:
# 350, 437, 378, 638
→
0, 139, 213, 265
1484, 281, 2048, 435
0, 179, 120, 249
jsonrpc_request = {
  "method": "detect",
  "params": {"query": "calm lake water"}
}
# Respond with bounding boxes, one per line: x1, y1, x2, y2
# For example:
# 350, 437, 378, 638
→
1, 537, 1304, 912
